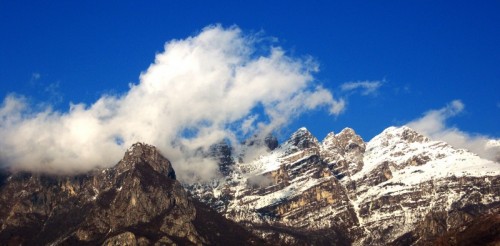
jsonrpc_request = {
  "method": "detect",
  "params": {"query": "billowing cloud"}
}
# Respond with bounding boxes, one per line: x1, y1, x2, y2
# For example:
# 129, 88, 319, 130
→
340, 80, 383, 95
407, 100, 499, 162
0, 25, 344, 182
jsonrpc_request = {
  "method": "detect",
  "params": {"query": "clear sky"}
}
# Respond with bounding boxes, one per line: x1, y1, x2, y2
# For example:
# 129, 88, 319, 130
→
1, 0, 499, 144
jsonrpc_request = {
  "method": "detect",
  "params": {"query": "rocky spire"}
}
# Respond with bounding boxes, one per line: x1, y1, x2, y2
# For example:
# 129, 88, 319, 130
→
282, 127, 320, 154
321, 127, 366, 179
118, 142, 176, 179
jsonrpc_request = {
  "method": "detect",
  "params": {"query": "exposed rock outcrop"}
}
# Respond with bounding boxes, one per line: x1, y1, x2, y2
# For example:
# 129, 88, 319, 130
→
1, 125, 499, 245
188, 126, 500, 245
0, 143, 262, 245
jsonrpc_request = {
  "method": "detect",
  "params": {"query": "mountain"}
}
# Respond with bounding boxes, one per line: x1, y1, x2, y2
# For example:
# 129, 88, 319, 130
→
187, 126, 500, 245
0, 143, 264, 245
0, 126, 498, 245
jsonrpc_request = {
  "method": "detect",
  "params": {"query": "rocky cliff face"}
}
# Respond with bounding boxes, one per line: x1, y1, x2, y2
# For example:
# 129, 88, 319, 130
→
187, 126, 500, 245
349, 127, 500, 245
0, 143, 262, 245
1, 126, 498, 245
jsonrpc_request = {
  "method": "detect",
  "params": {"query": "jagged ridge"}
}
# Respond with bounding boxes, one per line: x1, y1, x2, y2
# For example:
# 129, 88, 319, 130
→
187, 126, 500, 245
0, 126, 498, 245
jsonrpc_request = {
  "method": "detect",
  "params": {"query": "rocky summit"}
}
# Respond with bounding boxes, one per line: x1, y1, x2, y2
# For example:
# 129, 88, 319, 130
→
0, 143, 263, 245
187, 126, 500, 245
0, 126, 499, 245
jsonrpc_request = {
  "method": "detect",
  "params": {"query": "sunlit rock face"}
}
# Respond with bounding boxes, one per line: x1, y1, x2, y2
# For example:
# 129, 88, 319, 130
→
188, 126, 500, 245
320, 127, 366, 182
0, 126, 498, 245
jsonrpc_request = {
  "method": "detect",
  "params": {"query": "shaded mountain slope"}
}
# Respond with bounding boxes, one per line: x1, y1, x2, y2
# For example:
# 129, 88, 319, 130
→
0, 143, 261, 245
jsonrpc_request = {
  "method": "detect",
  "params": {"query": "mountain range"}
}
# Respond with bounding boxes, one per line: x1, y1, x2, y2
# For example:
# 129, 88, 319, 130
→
0, 126, 499, 245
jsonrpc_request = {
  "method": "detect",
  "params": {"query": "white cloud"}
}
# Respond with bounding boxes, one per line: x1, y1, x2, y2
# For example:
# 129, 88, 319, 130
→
407, 100, 499, 162
340, 80, 383, 95
0, 25, 344, 182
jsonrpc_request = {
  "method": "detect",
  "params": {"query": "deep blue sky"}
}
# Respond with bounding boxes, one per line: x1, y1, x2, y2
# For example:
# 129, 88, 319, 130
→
1, 0, 499, 141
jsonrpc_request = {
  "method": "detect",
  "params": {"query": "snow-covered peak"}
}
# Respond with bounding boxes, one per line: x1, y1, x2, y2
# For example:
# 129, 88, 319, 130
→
353, 125, 499, 182
367, 126, 428, 149
289, 127, 314, 140
323, 131, 336, 142
320, 128, 366, 178
323, 127, 362, 143
187, 125, 500, 245
338, 127, 356, 136
297, 126, 308, 132
281, 127, 319, 154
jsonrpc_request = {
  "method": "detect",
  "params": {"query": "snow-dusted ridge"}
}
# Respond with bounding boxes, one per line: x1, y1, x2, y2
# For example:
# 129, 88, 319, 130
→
186, 125, 500, 245
353, 126, 499, 182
